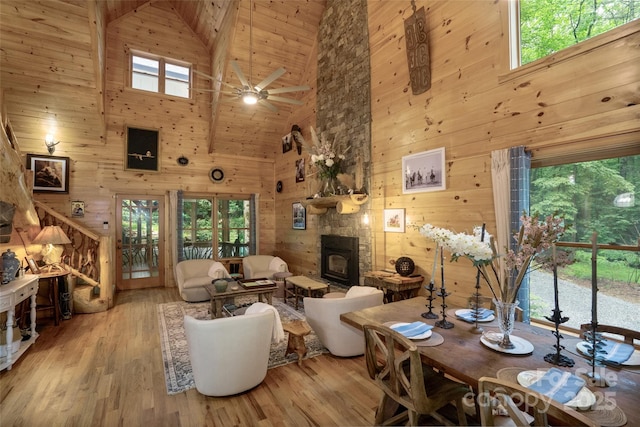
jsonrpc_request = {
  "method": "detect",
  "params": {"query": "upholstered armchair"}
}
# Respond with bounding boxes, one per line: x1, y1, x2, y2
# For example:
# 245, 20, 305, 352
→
184, 310, 274, 396
175, 259, 231, 302
304, 286, 384, 357
242, 255, 288, 279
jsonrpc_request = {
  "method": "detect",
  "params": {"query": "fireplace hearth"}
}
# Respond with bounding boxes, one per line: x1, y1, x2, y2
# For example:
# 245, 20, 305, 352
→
321, 234, 359, 286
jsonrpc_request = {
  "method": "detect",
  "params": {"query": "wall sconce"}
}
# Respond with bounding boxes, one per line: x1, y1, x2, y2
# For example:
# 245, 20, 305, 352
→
362, 213, 370, 225
45, 134, 60, 154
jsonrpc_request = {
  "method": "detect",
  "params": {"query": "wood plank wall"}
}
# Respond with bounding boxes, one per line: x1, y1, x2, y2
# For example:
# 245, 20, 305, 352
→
367, 0, 640, 307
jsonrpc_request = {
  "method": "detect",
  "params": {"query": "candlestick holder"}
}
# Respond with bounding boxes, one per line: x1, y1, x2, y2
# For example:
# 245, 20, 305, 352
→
421, 280, 438, 319
434, 250, 453, 329
543, 306, 574, 367
434, 287, 454, 329
581, 324, 609, 387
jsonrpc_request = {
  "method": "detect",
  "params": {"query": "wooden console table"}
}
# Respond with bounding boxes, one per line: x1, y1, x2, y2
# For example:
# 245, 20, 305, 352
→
1, 275, 39, 371
363, 271, 424, 303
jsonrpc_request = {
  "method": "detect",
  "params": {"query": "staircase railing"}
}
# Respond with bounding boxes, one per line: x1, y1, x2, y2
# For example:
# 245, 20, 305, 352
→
34, 201, 114, 309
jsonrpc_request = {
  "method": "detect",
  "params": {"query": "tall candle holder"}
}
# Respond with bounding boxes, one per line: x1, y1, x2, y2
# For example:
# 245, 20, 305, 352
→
544, 245, 574, 367
421, 244, 439, 319
469, 224, 487, 334
581, 232, 608, 387
435, 249, 454, 329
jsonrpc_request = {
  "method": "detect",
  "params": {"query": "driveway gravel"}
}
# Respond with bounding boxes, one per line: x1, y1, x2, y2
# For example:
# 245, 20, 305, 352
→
529, 270, 639, 331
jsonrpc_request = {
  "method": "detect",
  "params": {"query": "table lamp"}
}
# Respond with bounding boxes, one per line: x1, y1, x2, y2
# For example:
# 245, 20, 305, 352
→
31, 225, 71, 272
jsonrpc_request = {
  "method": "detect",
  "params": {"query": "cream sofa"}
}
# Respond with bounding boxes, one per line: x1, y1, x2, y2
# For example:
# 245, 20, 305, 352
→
304, 286, 384, 357
242, 255, 288, 279
175, 259, 231, 302
184, 309, 274, 396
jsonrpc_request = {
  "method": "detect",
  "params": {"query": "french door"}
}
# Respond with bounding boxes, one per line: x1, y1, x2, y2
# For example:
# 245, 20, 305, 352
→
116, 195, 164, 290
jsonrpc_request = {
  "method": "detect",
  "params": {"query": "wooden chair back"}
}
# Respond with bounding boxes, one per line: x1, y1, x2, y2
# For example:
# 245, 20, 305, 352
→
363, 323, 468, 425
579, 323, 640, 346
478, 377, 597, 427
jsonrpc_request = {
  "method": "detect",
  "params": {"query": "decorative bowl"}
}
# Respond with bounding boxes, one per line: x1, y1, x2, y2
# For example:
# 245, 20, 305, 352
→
395, 257, 415, 277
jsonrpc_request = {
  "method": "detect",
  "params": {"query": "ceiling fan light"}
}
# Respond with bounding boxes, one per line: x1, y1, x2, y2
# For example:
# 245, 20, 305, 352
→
243, 92, 258, 104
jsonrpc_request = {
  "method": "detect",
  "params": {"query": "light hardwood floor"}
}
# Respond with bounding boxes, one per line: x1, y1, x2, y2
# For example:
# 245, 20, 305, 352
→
0, 287, 386, 426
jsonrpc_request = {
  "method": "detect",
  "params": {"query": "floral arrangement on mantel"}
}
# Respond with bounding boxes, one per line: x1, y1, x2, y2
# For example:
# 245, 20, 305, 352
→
419, 212, 567, 303
295, 126, 352, 196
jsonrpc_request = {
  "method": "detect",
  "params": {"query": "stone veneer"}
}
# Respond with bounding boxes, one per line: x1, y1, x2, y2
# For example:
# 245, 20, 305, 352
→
316, 0, 372, 284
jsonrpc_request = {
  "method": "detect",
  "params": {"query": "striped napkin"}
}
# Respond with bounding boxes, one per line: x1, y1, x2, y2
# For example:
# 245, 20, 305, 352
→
585, 339, 635, 365
457, 308, 494, 323
527, 368, 586, 404
390, 321, 433, 338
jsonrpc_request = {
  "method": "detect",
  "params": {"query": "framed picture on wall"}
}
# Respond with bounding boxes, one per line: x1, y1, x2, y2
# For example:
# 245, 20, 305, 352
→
282, 133, 292, 153
125, 126, 160, 172
383, 208, 405, 233
402, 147, 446, 194
292, 202, 306, 230
26, 154, 70, 193
295, 158, 305, 183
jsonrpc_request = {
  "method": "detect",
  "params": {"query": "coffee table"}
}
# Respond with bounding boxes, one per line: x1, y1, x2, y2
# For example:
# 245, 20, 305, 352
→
284, 276, 329, 309
204, 280, 277, 318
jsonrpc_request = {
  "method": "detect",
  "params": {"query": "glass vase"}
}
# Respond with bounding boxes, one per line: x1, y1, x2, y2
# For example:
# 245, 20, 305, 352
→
320, 176, 339, 197
493, 299, 519, 349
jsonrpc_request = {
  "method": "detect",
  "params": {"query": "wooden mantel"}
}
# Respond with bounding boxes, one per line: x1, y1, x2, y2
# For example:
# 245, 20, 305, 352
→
301, 194, 369, 214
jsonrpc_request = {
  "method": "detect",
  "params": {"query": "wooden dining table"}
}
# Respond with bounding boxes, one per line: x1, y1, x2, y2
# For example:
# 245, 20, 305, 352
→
340, 297, 639, 426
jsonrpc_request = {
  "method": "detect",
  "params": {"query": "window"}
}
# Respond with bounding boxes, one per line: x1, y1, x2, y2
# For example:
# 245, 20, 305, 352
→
528, 154, 640, 331
131, 52, 190, 98
181, 196, 253, 260
516, 0, 640, 66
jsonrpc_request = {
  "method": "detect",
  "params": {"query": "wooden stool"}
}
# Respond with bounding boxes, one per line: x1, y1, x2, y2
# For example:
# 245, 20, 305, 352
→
283, 320, 311, 366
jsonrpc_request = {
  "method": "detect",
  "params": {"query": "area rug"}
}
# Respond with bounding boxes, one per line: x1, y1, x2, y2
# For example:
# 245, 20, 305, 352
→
157, 298, 328, 395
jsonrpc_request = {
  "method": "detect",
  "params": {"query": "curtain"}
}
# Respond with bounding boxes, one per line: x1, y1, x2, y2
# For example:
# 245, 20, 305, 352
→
250, 193, 258, 255
491, 147, 531, 321
510, 146, 531, 321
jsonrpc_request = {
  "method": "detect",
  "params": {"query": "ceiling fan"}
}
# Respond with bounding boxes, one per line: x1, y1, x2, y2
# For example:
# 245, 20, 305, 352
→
195, 0, 310, 112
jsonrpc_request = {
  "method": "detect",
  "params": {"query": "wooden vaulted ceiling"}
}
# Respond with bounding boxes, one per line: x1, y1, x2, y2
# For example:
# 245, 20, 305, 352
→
0, 0, 324, 156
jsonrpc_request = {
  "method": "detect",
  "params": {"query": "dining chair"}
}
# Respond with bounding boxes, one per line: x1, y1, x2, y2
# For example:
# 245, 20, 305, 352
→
579, 323, 640, 345
477, 376, 597, 427
363, 323, 470, 426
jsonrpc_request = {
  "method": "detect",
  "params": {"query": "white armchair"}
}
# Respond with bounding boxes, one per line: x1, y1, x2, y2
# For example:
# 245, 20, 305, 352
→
242, 255, 288, 279
304, 286, 384, 357
175, 259, 231, 302
184, 310, 274, 396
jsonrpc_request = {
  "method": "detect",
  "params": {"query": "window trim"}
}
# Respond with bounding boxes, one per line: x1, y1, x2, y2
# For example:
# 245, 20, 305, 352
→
129, 50, 192, 99
500, 15, 640, 84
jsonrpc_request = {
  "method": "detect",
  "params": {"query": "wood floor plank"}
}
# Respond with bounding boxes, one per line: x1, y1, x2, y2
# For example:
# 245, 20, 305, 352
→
0, 288, 383, 426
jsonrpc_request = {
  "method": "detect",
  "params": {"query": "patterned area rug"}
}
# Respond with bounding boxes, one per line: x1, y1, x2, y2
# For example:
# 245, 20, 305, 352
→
157, 298, 328, 395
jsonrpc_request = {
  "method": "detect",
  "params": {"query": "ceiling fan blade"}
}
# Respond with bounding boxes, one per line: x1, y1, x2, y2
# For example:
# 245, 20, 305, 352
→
192, 89, 239, 95
254, 67, 286, 91
266, 95, 304, 105
265, 85, 310, 95
230, 60, 251, 88
193, 70, 237, 90
258, 100, 279, 112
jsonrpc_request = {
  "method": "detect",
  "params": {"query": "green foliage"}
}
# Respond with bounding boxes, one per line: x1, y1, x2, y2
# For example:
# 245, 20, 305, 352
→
520, 0, 640, 64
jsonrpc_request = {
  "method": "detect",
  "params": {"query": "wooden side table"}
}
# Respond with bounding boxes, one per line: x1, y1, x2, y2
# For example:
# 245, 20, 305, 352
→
363, 271, 424, 303
283, 320, 311, 366
35, 270, 71, 325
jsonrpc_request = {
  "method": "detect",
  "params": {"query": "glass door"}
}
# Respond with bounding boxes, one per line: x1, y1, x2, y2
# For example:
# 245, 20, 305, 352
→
116, 196, 164, 290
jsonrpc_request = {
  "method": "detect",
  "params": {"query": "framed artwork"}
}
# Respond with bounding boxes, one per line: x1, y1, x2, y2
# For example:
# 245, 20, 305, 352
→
282, 133, 292, 153
295, 158, 305, 183
26, 257, 40, 274
292, 202, 306, 230
383, 208, 405, 233
125, 126, 160, 172
26, 154, 70, 193
402, 147, 446, 194
71, 201, 85, 217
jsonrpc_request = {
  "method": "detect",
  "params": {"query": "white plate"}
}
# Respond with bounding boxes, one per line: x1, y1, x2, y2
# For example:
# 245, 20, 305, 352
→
389, 322, 433, 340
517, 370, 596, 411
480, 331, 534, 355
576, 341, 640, 366
455, 308, 495, 322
